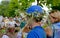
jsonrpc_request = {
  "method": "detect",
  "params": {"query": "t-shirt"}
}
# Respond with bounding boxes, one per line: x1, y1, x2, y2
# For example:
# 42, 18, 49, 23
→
2, 35, 9, 38
27, 26, 46, 38
0, 16, 3, 23
16, 30, 22, 38
1, 22, 5, 28
52, 22, 60, 38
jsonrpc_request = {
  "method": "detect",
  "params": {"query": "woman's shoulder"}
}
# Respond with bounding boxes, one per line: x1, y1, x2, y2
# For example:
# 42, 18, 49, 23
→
52, 22, 60, 29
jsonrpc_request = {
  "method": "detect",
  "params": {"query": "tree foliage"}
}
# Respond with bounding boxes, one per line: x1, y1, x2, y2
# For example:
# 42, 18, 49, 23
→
0, 0, 60, 17
47, 0, 60, 6
0, 0, 19, 17
19, 0, 35, 11
0, 1, 9, 16
47, 0, 60, 10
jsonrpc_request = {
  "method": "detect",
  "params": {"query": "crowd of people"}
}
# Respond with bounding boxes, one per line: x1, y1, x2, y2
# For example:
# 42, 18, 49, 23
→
0, 15, 27, 38
0, 10, 60, 38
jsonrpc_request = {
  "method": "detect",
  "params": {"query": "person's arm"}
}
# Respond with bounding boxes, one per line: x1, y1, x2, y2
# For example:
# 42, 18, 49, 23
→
45, 26, 53, 36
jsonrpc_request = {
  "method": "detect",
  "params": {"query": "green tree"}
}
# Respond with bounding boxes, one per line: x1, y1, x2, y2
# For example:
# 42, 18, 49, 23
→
19, 0, 35, 11
0, 1, 9, 16
47, 0, 60, 10
8, 0, 19, 17
0, 0, 19, 17
47, 0, 60, 6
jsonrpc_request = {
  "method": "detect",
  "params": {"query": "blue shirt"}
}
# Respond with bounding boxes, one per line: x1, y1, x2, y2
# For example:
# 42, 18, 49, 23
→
27, 26, 46, 38
52, 22, 60, 38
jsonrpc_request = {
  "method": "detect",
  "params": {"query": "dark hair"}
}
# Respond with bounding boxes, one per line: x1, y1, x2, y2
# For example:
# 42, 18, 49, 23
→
49, 10, 59, 14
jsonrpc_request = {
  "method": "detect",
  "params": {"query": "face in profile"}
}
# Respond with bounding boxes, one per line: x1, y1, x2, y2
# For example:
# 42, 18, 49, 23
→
49, 14, 56, 23
49, 12, 59, 23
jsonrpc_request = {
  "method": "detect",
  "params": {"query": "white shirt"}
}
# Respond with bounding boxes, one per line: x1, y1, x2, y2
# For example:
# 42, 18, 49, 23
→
1, 22, 5, 28
2, 35, 9, 38
16, 29, 22, 38
0, 16, 3, 23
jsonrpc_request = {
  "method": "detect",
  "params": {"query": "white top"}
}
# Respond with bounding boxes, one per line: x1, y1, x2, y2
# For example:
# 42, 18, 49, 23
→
1, 22, 5, 28
2, 35, 9, 38
0, 16, 3, 23
17, 31, 22, 38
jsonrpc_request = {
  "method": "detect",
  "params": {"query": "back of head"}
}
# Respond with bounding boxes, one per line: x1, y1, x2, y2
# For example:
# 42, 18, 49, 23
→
33, 16, 43, 23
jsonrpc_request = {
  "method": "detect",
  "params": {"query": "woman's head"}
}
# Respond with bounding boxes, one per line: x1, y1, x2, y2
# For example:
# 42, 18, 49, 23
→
49, 10, 60, 23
